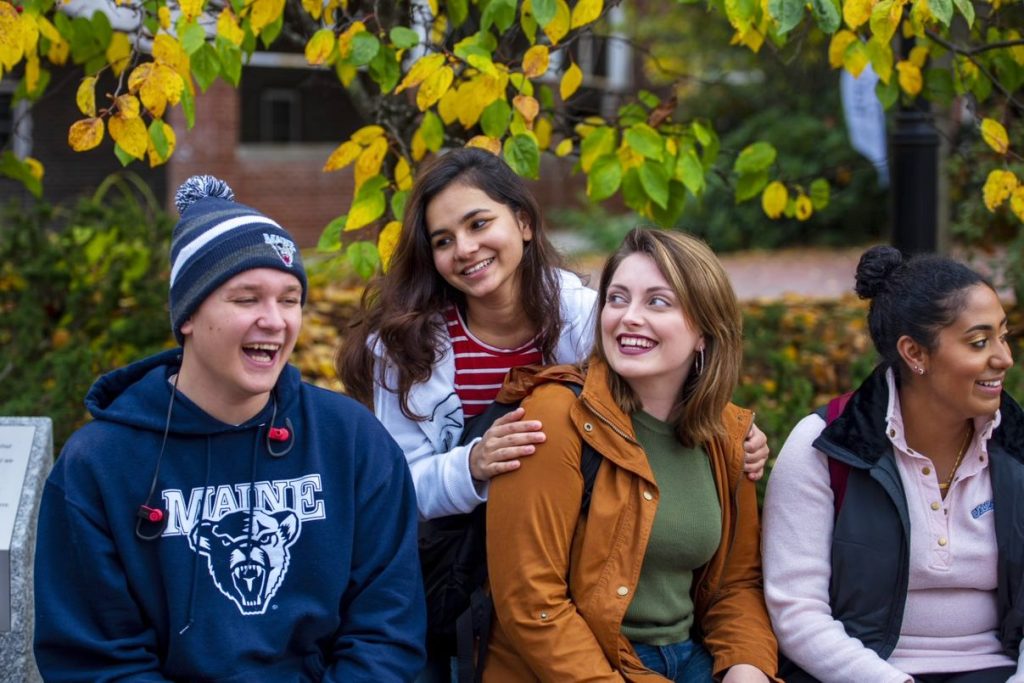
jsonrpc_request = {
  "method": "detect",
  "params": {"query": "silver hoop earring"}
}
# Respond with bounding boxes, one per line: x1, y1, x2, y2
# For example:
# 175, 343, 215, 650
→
694, 348, 705, 376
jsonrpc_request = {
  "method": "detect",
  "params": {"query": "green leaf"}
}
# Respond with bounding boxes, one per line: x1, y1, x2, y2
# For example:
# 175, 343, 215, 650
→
420, 111, 444, 152
930, 0, 953, 26
369, 45, 400, 93
260, 14, 283, 47
768, 0, 804, 35
733, 142, 777, 175
391, 190, 408, 220
952, 0, 974, 26
181, 81, 197, 129
148, 119, 169, 159
537, 84, 555, 110
181, 21, 207, 55
113, 144, 135, 168
676, 150, 705, 196
191, 43, 221, 92
389, 26, 420, 49
503, 134, 540, 179
621, 168, 648, 213
89, 10, 112, 48
481, 99, 512, 138
0, 152, 42, 198
449, 0, 470, 27
356, 174, 389, 199
520, 5, 538, 42
532, 0, 557, 27
650, 180, 687, 227
924, 68, 955, 105
809, 0, 840, 33
692, 120, 713, 146
875, 76, 899, 110
617, 103, 647, 127
350, 32, 380, 66
638, 90, 660, 109
216, 39, 243, 86
809, 178, 830, 210
482, 0, 516, 33
624, 123, 665, 160
639, 160, 670, 209
346, 241, 381, 280
586, 154, 623, 201
580, 126, 617, 172
318, 216, 345, 252
735, 171, 770, 202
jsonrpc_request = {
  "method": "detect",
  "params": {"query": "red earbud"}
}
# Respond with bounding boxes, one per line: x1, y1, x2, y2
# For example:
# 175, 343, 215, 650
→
138, 505, 164, 523
268, 426, 290, 442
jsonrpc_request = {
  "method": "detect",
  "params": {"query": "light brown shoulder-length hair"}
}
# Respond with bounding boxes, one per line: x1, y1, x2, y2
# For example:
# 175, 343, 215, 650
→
337, 147, 566, 417
592, 228, 742, 447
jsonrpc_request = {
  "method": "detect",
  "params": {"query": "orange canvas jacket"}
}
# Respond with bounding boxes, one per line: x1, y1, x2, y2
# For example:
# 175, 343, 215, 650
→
484, 361, 780, 683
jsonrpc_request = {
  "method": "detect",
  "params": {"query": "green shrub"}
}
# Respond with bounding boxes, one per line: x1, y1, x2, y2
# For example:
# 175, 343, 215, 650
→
0, 174, 175, 450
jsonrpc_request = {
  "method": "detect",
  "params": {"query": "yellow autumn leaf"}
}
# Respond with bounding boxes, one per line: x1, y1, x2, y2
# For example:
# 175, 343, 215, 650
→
351, 125, 385, 145
1007, 30, 1024, 66
153, 35, 188, 74
869, 0, 902, 44
107, 32, 132, 76
158, 5, 171, 29
560, 61, 583, 100
25, 53, 39, 94
24, 156, 43, 181
109, 114, 148, 159
761, 181, 788, 219
128, 62, 153, 94
180, 0, 203, 22
466, 135, 502, 155
145, 120, 176, 167
68, 118, 105, 152
19, 12, 38, 54
427, 0, 438, 15
411, 129, 427, 161
795, 194, 813, 221
0, 2, 24, 70
456, 81, 487, 128
544, 0, 571, 45
378, 220, 402, 272
217, 8, 245, 46
1010, 187, 1024, 222
843, 40, 869, 77
829, 31, 858, 69
438, 87, 460, 124
430, 13, 448, 44
47, 36, 69, 66
982, 169, 1018, 210
522, 44, 549, 79
570, 0, 602, 28
323, 140, 362, 172
416, 65, 454, 111
306, 29, 335, 65
555, 138, 573, 157
336, 61, 357, 87
35, 13, 60, 43
844, 0, 873, 29
337, 21, 366, 59
354, 137, 388, 190
731, 26, 765, 52
134, 63, 184, 118
395, 156, 413, 191
908, 45, 929, 68
395, 53, 445, 94
250, 0, 285, 35
302, 0, 322, 20
478, 67, 509, 108
513, 94, 540, 125
980, 118, 1009, 155
896, 60, 922, 96
115, 94, 140, 119
76, 76, 97, 117
535, 116, 552, 149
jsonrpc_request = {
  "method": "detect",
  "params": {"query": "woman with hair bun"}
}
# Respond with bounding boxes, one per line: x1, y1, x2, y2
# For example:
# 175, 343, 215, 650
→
762, 245, 1024, 682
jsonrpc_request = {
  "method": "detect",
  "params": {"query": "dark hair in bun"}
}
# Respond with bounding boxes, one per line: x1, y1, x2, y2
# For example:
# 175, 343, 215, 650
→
855, 245, 992, 375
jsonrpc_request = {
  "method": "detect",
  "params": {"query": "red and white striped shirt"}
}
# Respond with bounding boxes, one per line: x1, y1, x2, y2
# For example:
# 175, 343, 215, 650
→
445, 306, 541, 417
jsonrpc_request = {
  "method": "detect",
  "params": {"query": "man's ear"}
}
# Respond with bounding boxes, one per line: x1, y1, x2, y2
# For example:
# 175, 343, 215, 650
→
896, 334, 928, 374
179, 318, 194, 338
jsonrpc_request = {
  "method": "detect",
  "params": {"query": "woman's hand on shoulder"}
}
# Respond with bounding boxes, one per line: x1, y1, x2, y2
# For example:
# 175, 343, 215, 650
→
743, 422, 770, 481
722, 664, 770, 682
469, 407, 546, 481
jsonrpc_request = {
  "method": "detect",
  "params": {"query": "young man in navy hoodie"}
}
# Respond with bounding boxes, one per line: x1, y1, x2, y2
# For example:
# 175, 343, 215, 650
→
33, 176, 426, 682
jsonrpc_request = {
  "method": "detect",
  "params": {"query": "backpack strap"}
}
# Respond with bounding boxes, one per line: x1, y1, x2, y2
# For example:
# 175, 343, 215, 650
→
824, 392, 853, 520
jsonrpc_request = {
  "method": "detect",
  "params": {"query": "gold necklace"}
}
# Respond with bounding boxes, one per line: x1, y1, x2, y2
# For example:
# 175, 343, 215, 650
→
938, 422, 974, 494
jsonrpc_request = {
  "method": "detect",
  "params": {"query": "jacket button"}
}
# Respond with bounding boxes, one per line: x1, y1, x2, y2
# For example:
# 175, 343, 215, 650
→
931, 502, 940, 511
889, 429, 896, 438
922, 466, 931, 476
938, 537, 947, 547
643, 491, 653, 501
584, 423, 593, 432
617, 586, 629, 597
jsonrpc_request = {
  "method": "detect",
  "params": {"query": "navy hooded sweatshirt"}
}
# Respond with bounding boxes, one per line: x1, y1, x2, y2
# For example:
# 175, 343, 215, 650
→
34, 349, 426, 682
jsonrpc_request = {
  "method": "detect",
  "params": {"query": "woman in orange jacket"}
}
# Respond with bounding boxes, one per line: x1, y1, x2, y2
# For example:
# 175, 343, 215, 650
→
484, 228, 779, 682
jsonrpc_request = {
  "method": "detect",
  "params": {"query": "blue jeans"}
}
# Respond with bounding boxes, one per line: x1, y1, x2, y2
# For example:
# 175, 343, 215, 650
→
631, 639, 714, 683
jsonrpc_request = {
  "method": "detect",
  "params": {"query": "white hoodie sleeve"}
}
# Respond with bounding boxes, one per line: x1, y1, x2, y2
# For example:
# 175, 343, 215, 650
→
762, 414, 913, 683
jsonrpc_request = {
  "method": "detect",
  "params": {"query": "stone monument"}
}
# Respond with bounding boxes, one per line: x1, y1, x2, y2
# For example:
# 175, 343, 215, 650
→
0, 417, 52, 683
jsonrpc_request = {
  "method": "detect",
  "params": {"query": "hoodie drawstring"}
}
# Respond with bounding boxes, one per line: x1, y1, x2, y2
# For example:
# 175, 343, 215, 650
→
179, 436, 213, 636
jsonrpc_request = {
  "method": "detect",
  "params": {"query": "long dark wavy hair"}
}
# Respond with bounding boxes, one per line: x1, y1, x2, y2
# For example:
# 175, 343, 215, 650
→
338, 147, 567, 418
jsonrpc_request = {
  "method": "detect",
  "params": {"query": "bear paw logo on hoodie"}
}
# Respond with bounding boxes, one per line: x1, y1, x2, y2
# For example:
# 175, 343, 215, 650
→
189, 508, 300, 615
